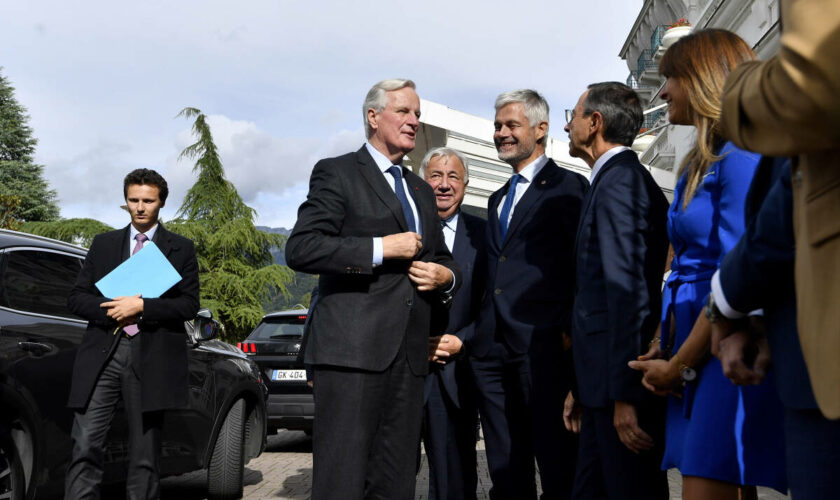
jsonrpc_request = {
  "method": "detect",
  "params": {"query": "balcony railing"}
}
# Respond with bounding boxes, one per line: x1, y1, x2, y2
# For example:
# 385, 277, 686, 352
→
650, 25, 670, 53
626, 74, 640, 89
636, 49, 657, 79
642, 108, 666, 130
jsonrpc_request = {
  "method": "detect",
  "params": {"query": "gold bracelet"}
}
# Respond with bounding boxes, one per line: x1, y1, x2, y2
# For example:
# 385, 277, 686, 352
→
648, 336, 661, 349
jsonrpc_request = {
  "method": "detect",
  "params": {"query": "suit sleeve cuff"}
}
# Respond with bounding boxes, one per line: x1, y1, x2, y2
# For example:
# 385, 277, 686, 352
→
444, 270, 456, 293
372, 237, 383, 267
711, 270, 746, 319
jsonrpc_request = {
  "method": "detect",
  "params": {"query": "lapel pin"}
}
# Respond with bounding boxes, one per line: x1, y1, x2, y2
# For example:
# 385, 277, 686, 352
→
541, 180, 547, 185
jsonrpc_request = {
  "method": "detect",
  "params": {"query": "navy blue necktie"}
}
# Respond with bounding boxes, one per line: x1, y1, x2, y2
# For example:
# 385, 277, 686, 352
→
387, 166, 417, 234
499, 174, 522, 239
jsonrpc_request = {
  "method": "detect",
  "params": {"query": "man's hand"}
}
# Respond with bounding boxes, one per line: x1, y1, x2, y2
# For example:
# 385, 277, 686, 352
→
409, 261, 453, 291
101, 294, 143, 323
719, 322, 771, 386
613, 401, 654, 454
563, 391, 581, 434
383, 232, 422, 259
428, 334, 463, 363
627, 358, 680, 396
710, 315, 738, 358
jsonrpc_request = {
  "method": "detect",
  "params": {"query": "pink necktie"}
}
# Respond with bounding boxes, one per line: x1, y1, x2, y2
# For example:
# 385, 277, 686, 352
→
123, 233, 148, 337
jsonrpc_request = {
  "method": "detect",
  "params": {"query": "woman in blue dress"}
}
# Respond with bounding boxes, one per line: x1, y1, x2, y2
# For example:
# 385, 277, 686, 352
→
628, 29, 787, 499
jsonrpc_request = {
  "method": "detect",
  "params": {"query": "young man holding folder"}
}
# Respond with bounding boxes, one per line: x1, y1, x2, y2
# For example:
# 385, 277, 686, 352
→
65, 169, 199, 499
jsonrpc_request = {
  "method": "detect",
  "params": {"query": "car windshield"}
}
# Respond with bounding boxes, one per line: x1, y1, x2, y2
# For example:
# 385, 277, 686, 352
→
249, 315, 307, 340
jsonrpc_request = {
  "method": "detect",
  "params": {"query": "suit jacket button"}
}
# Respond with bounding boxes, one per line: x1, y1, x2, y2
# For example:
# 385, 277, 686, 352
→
406, 298, 413, 306
494, 288, 502, 295
499, 256, 506, 262
101, 348, 107, 353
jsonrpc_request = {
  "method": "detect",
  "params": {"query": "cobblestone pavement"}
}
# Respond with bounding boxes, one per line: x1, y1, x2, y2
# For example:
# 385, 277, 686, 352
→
160, 430, 790, 500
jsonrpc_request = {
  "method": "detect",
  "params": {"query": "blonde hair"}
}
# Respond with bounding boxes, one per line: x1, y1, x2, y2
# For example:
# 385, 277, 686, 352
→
659, 29, 756, 208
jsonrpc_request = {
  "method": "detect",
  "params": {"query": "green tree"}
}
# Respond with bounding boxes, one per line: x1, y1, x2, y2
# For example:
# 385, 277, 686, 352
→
20, 218, 114, 247
0, 68, 59, 222
167, 107, 292, 342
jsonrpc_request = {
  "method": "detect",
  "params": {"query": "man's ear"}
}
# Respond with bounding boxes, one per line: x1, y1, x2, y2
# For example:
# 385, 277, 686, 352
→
367, 108, 378, 133
589, 111, 604, 139
535, 121, 549, 142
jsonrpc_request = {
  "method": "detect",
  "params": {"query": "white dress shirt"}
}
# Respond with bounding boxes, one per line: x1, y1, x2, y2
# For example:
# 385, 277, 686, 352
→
441, 212, 459, 253
365, 142, 421, 266
496, 154, 549, 226
128, 223, 158, 256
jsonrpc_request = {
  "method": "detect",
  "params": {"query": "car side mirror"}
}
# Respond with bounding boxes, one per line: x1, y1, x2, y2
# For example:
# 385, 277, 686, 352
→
185, 308, 223, 344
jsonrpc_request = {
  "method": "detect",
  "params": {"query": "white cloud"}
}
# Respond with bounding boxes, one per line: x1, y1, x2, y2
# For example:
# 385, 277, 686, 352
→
1, 0, 643, 229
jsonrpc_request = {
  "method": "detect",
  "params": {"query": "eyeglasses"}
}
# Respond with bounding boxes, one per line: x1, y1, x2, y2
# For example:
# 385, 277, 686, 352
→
565, 109, 574, 124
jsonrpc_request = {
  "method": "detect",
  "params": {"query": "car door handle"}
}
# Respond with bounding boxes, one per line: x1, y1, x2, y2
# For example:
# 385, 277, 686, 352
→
18, 341, 52, 356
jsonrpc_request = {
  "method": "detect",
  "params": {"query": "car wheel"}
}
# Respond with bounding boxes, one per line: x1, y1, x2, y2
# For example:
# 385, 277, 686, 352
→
207, 398, 245, 500
0, 430, 25, 500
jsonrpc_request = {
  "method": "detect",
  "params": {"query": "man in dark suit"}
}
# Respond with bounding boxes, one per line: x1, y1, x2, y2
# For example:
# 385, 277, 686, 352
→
564, 82, 669, 500
420, 147, 484, 500
65, 168, 199, 499
285, 79, 460, 500
709, 157, 840, 498
468, 89, 587, 500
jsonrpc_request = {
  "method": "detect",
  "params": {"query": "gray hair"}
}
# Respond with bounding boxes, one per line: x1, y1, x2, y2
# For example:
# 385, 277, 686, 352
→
419, 147, 470, 183
583, 82, 643, 147
362, 78, 417, 138
494, 89, 550, 140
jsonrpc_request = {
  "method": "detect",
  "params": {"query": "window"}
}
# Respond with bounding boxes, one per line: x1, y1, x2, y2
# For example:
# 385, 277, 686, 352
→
248, 316, 307, 340
0, 249, 84, 319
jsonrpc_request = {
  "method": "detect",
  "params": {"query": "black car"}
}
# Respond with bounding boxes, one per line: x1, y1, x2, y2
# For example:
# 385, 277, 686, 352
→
239, 309, 313, 434
0, 229, 267, 500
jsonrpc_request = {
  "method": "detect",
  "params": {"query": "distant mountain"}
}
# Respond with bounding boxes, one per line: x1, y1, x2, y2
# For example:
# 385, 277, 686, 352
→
256, 225, 316, 312
257, 226, 291, 236
258, 226, 292, 265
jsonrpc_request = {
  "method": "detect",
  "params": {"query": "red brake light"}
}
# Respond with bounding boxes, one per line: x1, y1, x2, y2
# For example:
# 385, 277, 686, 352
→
297, 315, 307, 320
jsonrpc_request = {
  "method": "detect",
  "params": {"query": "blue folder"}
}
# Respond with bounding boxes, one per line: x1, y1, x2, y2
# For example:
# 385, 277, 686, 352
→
95, 241, 182, 299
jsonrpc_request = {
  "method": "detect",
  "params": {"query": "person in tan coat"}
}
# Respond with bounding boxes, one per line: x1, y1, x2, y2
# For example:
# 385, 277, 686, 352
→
706, 1, 840, 497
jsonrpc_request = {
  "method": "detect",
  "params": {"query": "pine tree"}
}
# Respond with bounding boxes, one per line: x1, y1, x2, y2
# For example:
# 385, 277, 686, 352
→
20, 218, 114, 247
167, 107, 292, 342
0, 68, 59, 222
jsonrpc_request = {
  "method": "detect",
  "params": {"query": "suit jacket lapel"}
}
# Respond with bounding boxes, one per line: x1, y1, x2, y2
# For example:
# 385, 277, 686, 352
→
573, 151, 634, 259
119, 225, 132, 263
488, 190, 504, 251
502, 161, 557, 248
355, 146, 409, 232
153, 223, 176, 257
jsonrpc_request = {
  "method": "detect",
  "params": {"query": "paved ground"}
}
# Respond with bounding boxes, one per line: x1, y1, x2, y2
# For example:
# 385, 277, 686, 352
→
160, 430, 790, 499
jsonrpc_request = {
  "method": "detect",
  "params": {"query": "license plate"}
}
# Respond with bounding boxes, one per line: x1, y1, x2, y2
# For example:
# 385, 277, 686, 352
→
271, 369, 307, 381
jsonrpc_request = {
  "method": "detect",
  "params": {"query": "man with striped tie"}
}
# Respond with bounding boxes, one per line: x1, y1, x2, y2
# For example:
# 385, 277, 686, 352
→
65, 169, 199, 499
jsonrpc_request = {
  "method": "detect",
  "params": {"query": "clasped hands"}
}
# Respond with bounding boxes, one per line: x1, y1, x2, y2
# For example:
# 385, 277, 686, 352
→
383, 231, 452, 291
101, 294, 143, 326
711, 316, 771, 386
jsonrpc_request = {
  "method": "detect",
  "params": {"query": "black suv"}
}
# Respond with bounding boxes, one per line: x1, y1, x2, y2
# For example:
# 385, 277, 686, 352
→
239, 309, 313, 434
0, 229, 267, 500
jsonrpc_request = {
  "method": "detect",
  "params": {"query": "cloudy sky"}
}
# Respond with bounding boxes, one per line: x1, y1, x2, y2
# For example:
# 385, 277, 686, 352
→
1, 1, 641, 229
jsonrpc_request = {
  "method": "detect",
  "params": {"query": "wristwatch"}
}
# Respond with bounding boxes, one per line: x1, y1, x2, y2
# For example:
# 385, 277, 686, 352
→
672, 353, 697, 383
704, 293, 723, 324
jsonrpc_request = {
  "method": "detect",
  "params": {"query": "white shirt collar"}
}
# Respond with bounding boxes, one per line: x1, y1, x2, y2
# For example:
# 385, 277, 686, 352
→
590, 146, 630, 183
515, 154, 549, 183
442, 211, 459, 229
129, 223, 158, 245
365, 141, 401, 173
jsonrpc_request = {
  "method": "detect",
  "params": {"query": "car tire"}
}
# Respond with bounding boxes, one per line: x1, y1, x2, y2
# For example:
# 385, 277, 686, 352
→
207, 398, 245, 500
0, 429, 25, 500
